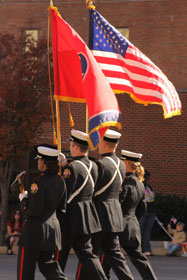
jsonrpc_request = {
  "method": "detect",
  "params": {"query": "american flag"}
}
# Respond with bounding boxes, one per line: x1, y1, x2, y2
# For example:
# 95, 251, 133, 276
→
170, 216, 177, 224
89, 9, 182, 118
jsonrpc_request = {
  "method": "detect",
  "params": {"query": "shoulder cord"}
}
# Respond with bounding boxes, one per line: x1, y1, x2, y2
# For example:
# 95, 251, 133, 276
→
94, 157, 122, 197
67, 160, 93, 204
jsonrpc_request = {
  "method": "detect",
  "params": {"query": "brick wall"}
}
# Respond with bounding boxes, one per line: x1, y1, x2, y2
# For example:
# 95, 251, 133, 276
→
0, 0, 186, 196
117, 92, 186, 196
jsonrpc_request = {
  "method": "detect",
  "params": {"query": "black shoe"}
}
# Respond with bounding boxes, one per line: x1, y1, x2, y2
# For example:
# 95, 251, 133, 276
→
170, 253, 176, 257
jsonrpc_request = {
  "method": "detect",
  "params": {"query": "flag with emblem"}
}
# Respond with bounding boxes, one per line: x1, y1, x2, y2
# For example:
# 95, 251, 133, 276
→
50, 6, 121, 149
89, 9, 182, 118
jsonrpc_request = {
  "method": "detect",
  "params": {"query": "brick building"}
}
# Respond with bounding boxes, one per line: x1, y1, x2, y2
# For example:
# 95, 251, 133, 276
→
0, 0, 186, 196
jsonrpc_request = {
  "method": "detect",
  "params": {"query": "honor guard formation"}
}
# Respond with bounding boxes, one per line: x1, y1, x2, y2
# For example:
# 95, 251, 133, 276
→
11, 129, 158, 280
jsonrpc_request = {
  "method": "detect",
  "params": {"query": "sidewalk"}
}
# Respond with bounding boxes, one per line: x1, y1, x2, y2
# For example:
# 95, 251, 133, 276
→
0, 241, 169, 256
151, 241, 168, 256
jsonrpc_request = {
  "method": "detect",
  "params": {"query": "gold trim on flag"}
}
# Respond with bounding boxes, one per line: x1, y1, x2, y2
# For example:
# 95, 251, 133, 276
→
88, 121, 122, 150
54, 95, 86, 103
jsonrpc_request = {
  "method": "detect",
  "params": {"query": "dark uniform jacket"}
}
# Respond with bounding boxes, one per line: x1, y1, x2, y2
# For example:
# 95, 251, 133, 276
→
119, 172, 146, 247
62, 155, 101, 236
17, 170, 67, 251
93, 152, 125, 233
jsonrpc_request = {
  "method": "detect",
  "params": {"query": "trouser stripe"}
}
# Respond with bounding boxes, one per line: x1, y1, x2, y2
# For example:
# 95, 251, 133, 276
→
76, 263, 82, 280
19, 247, 25, 280
56, 250, 59, 262
100, 253, 104, 265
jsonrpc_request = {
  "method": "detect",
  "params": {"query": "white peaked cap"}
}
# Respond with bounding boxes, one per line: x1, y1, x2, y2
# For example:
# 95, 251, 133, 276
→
103, 129, 121, 143
68, 129, 89, 146
36, 146, 60, 160
121, 150, 142, 162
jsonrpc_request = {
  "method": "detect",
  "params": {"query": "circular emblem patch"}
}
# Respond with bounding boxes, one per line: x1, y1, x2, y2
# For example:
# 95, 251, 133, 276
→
30, 183, 38, 194
63, 168, 71, 179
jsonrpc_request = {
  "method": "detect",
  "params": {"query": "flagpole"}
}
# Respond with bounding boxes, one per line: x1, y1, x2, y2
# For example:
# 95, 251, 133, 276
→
85, 0, 95, 134
49, 0, 61, 152
86, 106, 88, 133
155, 217, 173, 239
48, 0, 58, 145
56, 100, 62, 152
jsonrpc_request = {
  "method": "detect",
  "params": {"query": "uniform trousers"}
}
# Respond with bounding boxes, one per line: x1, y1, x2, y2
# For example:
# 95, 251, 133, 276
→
59, 233, 107, 280
102, 229, 157, 280
139, 212, 156, 253
17, 247, 67, 280
102, 246, 157, 280
76, 231, 134, 280
58, 230, 72, 272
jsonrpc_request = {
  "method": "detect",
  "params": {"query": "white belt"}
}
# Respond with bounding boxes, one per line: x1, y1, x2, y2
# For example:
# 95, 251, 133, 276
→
67, 160, 94, 204
94, 157, 122, 197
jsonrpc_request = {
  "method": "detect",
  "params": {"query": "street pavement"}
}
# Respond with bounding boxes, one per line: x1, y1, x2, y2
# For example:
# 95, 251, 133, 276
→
0, 254, 187, 280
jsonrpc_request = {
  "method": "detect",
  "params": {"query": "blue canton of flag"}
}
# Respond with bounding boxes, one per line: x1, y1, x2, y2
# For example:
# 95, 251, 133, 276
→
89, 10, 129, 56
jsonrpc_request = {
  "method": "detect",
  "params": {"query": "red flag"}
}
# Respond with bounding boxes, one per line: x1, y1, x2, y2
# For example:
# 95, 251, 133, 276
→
50, 6, 121, 149
89, 9, 182, 119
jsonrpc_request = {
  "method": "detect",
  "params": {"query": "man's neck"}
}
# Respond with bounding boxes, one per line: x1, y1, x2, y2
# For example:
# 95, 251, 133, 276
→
73, 152, 87, 157
100, 148, 115, 155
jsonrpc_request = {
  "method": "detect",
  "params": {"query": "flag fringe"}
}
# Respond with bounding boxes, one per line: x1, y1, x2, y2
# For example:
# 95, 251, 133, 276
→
54, 94, 86, 103
88, 121, 122, 150
115, 90, 181, 119
162, 108, 181, 119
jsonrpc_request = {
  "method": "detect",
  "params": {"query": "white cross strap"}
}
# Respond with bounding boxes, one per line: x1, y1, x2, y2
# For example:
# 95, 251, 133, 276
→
94, 157, 122, 197
67, 160, 94, 204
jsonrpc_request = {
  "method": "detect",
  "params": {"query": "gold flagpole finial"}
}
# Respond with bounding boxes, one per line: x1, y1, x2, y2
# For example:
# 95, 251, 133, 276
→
50, 0, 54, 7
86, 0, 96, 10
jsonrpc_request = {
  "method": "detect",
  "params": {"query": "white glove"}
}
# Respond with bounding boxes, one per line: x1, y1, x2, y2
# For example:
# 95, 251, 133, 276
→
16, 171, 26, 184
19, 191, 28, 202
58, 153, 67, 167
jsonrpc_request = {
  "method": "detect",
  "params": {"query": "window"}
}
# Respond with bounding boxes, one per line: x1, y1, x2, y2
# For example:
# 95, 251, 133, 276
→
25, 29, 38, 51
25, 29, 38, 43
